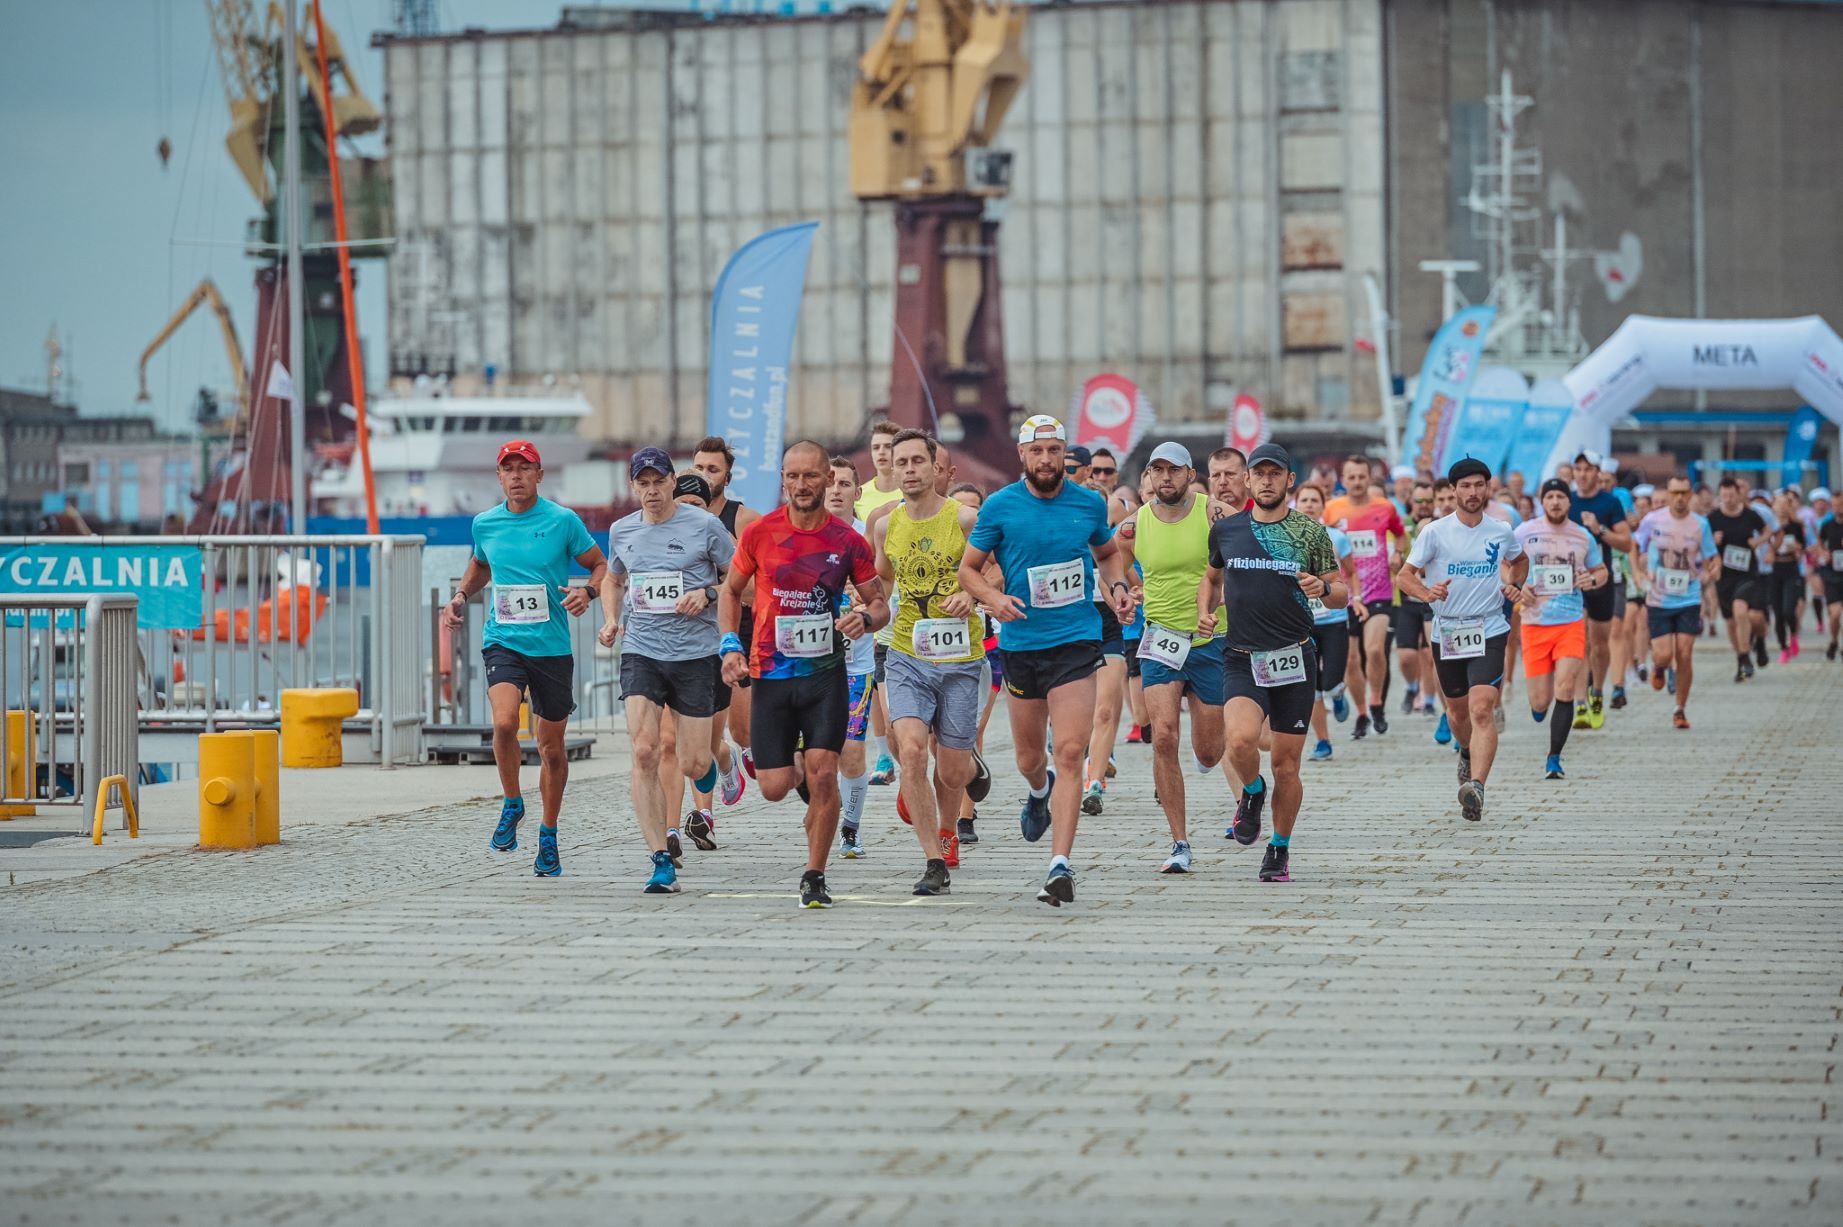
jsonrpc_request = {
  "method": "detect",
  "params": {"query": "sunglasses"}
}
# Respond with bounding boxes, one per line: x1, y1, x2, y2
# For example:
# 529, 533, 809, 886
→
1090, 466, 1117, 477
1064, 464, 1083, 474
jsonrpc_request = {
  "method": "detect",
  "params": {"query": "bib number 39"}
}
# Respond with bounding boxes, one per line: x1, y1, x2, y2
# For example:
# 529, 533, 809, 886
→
494, 584, 549, 625
775, 613, 833, 658
913, 617, 971, 661
1249, 644, 1306, 687
1026, 559, 1085, 609
1439, 619, 1487, 660
1138, 624, 1191, 670
1531, 563, 1573, 595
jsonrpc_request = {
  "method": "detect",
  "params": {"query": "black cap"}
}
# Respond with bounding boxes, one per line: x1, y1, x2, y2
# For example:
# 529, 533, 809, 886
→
673, 472, 713, 505
1447, 456, 1492, 484
1247, 442, 1292, 472
1539, 477, 1572, 499
1067, 445, 1093, 466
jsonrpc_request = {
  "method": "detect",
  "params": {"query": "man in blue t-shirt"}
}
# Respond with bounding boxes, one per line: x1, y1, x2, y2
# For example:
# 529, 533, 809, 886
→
442, 439, 608, 877
1566, 450, 1633, 727
959, 414, 1134, 908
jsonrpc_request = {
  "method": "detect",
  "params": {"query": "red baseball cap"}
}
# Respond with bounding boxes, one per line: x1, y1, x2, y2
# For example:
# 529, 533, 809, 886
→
496, 439, 541, 467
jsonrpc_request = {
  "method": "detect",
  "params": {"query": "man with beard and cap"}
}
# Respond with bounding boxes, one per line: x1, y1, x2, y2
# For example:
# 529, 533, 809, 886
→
958, 415, 1134, 907
1196, 443, 1345, 884
1398, 457, 1529, 823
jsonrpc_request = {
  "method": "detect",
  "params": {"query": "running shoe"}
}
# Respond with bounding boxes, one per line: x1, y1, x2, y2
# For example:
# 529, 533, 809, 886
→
644, 849, 679, 894
1673, 708, 1690, 730
490, 796, 525, 852
1740, 657, 1754, 680
1161, 841, 1193, 874
1370, 707, 1389, 736
1081, 779, 1104, 817
912, 858, 951, 897
1587, 694, 1605, 729
1352, 713, 1370, 740
740, 748, 756, 779
1791, 634, 1801, 658
1778, 647, 1792, 665
686, 809, 717, 851
940, 829, 960, 869
1310, 739, 1333, 761
1331, 693, 1350, 723
1635, 664, 1649, 684
1667, 667, 1679, 692
1545, 754, 1565, 780
1610, 687, 1627, 711
533, 826, 562, 876
1735, 663, 1747, 684
841, 826, 866, 859
1126, 725, 1145, 744
1037, 862, 1075, 907
957, 814, 979, 845
870, 753, 897, 786
666, 828, 684, 868
1653, 667, 1669, 691
897, 790, 912, 825
1457, 747, 1472, 785
1020, 770, 1054, 842
1829, 641, 1839, 661
1458, 780, 1485, 823
967, 750, 992, 803
1229, 778, 1266, 846
1572, 701, 1591, 730
799, 870, 833, 909
1401, 688, 1418, 715
1493, 703, 1506, 733
720, 766, 747, 807
1104, 755, 1117, 780
1755, 639, 1769, 668
1434, 713, 1452, 745
1258, 844, 1291, 882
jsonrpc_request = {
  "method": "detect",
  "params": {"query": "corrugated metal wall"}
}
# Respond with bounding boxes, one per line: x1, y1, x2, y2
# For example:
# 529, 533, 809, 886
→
383, 0, 1386, 448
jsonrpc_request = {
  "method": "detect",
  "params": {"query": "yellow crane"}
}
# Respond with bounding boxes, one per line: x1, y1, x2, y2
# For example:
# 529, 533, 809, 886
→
135, 279, 250, 417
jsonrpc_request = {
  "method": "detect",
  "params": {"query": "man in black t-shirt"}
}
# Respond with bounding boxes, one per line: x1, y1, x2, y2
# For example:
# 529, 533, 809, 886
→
1705, 475, 1771, 682
1818, 508, 1843, 661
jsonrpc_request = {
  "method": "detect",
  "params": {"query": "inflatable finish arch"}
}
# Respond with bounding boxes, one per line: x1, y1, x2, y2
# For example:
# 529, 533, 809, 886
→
1542, 315, 1843, 479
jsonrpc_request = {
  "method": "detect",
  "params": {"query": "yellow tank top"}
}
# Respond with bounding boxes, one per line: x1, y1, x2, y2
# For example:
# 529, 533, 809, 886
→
857, 481, 904, 645
1135, 495, 1223, 642
886, 497, 984, 663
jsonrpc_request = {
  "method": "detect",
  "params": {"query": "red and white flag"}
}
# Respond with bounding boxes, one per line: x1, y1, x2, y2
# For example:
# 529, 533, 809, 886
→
1225, 393, 1269, 454
1070, 373, 1154, 456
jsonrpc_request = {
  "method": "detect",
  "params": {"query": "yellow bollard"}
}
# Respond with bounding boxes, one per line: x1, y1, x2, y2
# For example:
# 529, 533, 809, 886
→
198, 731, 257, 849
2, 710, 37, 819
279, 687, 359, 768
245, 728, 281, 845
517, 698, 532, 741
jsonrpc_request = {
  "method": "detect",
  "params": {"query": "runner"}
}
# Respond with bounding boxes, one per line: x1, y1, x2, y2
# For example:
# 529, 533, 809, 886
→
1291, 484, 1358, 763
693, 436, 761, 784
958, 414, 1133, 906
1075, 445, 1130, 818
1621, 485, 1655, 691
1806, 487, 1833, 642
1114, 443, 1227, 872
1567, 451, 1632, 728
823, 458, 881, 860
1769, 489, 1807, 661
1325, 454, 1409, 739
1394, 480, 1440, 720
1817, 491, 1843, 660
856, 419, 906, 787
1513, 479, 1608, 780
946, 481, 1000, 843
1705, 475, 1772, 683
1196, 443, 1345, 882
600, 448, 737, 894
1634, 476, 1717, 729
1207, 447, 1250, 516
442, 439, 608, 875
719, 440, 890, 909
1397, 457, 1528, 822
872, 430, 986, 897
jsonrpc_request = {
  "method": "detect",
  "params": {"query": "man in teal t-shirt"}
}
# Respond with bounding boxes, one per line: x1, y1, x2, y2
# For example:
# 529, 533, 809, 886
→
441, 439, 607, 877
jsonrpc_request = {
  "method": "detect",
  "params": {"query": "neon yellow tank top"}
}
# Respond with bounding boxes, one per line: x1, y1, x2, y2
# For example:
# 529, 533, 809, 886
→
886, 498, 984, 663
1135, 495, 1222, 642
857, 481, 904, 645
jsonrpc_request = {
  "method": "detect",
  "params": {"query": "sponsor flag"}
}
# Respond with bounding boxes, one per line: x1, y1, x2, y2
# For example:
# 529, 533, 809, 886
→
1225, 393, 1270, 455
1070, 373, 1154, 457
1781, 405, 1824, 488
1401, 305, 1495, 478
706, 221, 819, 512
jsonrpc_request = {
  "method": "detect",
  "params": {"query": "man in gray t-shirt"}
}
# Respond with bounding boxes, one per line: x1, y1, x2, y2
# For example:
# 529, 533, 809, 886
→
605, 501, 735, 660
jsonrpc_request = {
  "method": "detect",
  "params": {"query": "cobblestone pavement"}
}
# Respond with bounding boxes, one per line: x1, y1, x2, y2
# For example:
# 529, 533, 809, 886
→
3, 643, 1840, 1225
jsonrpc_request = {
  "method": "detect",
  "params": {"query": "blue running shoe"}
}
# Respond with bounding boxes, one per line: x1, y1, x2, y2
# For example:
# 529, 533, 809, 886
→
533, 826, 561, 877
490, 796, 524, 851
1310, 739, 1333, 761
1331, 693, 1350, 723
1433, 713, 1452, 745
1036, 861, 1075, 907
1545, 754, 1565, 780
1020, 769, 1054, 843
644, 849, 679, 894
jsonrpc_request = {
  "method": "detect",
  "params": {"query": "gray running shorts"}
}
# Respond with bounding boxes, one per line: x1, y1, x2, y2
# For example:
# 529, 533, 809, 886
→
883, 650, 985, 751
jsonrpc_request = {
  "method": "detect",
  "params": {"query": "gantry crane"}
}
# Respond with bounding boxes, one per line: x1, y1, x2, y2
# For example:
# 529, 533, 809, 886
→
850, 0, 1028, 478
135, 279, 250, 415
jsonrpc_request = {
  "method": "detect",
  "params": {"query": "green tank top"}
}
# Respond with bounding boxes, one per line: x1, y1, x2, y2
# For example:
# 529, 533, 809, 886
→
1135, 495, 1221, 642
886, 498, 984, 663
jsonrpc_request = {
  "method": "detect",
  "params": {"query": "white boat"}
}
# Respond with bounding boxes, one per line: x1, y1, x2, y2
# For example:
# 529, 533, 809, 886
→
313, 388, 594, 518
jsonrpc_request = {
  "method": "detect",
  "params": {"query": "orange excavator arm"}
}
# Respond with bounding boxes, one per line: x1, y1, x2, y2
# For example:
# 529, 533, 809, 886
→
136, 279, 250, 418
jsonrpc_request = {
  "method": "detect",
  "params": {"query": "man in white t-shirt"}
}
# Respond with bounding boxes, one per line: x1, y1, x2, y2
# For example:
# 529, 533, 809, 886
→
1398, 457, 1529, 824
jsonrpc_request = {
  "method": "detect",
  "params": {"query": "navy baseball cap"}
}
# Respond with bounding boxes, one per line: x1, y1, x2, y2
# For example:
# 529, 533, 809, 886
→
629, 447, 673, 480
1067, 445, 1094, 466
1246, 442, 1292, 472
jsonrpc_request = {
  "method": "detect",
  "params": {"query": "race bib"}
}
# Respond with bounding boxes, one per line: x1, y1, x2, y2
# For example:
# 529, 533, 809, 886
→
629, 570, 684, 614
1249, 643, 1308, 687
1531, 563, 1573, 596
775, 613, 834, 658
1307, 595, 1331, 620
1027, 559, 1085, 609
1722, 545, 1753, 572
912, 617, 971, 661
1347, 529, 1380, 558
1438, 618, 1487, 660
1832, 549, 1843, 572
1655, 567, 1692, 597
493, 584, 549, 625
1138, 624, 1192, 670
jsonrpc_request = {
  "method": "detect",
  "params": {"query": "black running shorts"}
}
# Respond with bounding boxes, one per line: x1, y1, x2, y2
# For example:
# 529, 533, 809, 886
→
1393, 599, 1431, 650
620, 653, 720, 719
751, 669, 850, 770
1222, 644, 1318, 735
482, 645, 576, 722
1430, 631, 1509, 699
1582, 581, 1617, 623
1002, 640, 1102, 701
1309, 620, 1350, 693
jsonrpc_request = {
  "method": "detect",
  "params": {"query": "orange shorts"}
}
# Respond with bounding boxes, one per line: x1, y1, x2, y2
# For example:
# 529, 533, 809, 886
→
1521, 618, 1586, 678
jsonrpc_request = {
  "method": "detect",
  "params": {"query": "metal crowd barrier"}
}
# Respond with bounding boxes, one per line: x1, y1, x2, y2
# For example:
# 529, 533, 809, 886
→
0, 593, 141, 830
428, 584, 622, 737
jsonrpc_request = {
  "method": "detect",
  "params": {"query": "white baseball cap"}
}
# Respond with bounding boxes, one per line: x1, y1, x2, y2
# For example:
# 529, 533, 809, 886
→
1147, 441, 1193, 468
1633, 483, 1656, 498
1390, 463, 1415, 481
1574, 449, 1603, 467
1017, 413, 1066, 444
1810, 487, 1833, 501
1601, 457, 1619, 475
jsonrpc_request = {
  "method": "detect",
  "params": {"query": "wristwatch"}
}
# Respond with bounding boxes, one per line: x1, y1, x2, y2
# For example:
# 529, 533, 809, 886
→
703, 586, 718, 602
